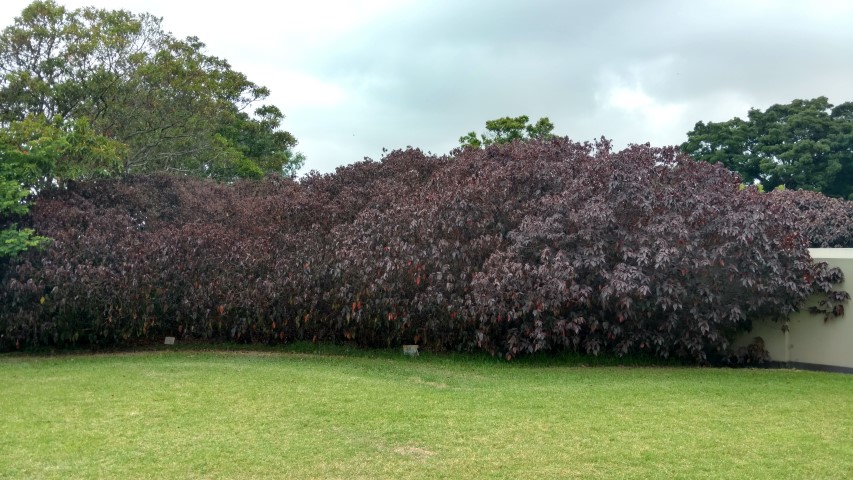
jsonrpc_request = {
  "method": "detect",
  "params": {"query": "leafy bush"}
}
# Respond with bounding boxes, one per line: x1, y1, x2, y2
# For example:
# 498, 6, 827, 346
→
769, 188, 853, 248
0, 139, 844, 361
723, 337, 771, 367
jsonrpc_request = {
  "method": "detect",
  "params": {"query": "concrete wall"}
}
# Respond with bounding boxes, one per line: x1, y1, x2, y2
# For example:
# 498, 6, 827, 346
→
735, 248, 853, 371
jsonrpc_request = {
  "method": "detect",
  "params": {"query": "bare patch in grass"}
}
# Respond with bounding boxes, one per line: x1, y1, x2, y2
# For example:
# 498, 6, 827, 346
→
393, 445, 435, 458
409, 376, 448, 389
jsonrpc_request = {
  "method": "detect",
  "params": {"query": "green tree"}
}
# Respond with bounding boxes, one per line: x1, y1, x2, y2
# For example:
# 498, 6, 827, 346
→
215, 105, 305, 179
683, 97, 853, 198
0, 166, 46, 259
1, 113, 127, 259
459, 115, 555, 148
1, 114, 126, 189
0, 0, 302, 180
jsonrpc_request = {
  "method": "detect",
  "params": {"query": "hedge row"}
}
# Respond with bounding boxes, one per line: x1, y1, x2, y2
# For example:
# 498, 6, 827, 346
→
0, 138, 846, 360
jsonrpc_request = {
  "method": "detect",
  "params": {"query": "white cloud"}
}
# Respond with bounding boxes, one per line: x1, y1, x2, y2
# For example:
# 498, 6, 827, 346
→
605, 86, 686, 129
253, 69, 347, 110
597, 71, 689, 144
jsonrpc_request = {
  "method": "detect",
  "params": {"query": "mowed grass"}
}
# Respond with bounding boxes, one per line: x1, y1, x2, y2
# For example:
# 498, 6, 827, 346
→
1, 349, 851, 479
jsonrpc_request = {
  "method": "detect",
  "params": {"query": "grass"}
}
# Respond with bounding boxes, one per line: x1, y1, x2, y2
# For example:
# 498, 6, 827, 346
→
1, 347, 851, 479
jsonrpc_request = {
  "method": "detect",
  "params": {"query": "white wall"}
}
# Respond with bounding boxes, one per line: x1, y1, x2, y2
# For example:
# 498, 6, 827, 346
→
736, 248, 853, 370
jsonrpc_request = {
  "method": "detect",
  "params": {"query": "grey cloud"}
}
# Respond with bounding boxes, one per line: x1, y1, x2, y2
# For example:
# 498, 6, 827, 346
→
288, 0, 853, 172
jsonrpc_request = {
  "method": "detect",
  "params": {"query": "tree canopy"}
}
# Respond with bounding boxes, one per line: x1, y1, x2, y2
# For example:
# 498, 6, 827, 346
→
682, 97, 853, 199
459, 115, 555, 148
0, 113, 127, 261
0, 0, 302, 180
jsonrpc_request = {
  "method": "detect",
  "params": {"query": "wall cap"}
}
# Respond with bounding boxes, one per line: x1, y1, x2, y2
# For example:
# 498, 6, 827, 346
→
808, 248, 853, 259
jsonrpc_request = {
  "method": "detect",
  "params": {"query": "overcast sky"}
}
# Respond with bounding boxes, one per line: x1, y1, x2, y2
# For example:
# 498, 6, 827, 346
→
2, 0, 852, 174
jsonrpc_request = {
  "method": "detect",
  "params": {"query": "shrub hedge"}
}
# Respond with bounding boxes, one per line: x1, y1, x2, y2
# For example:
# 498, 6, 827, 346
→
0, 138, 845, 361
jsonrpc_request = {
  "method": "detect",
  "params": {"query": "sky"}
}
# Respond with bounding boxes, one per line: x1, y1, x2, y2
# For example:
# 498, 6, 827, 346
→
1, 0, 852, 174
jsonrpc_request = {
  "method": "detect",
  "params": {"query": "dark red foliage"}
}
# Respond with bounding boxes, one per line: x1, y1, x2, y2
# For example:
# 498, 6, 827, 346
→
769, 188, 853, 248
0, 140, 843, 361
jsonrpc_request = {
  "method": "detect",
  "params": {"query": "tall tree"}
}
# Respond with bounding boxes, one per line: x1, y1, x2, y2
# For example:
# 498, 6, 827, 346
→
459, 115, 555, 148
0, 113, 125, 260
0, 0, 303, 180
682, 97, 853, 198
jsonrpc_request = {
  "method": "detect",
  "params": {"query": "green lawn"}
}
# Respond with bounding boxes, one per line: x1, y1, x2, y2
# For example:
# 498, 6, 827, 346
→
1, 349, 851, 479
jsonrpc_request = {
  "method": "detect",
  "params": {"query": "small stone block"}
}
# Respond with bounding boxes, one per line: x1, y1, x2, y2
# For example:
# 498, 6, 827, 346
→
164, 336, 176, 345
403, 344, 419, 356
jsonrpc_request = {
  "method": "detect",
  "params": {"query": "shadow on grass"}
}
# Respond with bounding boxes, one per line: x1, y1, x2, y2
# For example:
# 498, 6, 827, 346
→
1, 339, 686, 368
